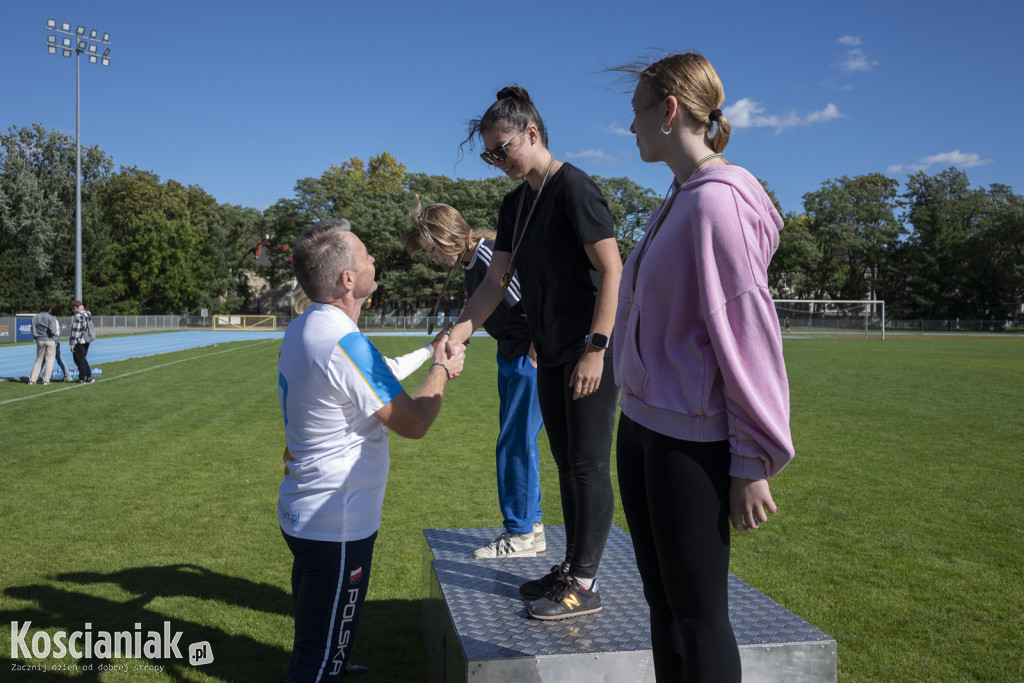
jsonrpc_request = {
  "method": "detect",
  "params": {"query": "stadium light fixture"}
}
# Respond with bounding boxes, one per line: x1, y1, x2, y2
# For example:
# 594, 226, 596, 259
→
43, 19, 112, 302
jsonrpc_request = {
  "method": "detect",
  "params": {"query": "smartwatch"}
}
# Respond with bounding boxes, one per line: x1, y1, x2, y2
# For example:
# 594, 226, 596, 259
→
585, 333, 610, 349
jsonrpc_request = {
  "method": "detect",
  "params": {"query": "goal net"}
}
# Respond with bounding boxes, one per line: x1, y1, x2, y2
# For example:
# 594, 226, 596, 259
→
774, 300, 885, 340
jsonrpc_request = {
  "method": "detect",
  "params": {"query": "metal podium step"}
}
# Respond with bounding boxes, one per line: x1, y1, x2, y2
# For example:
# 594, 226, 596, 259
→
422, 524, 836, 682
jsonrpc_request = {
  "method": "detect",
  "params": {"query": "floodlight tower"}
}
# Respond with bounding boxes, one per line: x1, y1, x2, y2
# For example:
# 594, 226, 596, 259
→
44, 19, 111, 302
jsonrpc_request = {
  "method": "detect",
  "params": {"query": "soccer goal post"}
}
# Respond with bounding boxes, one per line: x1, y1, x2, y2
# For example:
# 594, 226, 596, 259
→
774, 300, 886, 340
212, 314, 278, 331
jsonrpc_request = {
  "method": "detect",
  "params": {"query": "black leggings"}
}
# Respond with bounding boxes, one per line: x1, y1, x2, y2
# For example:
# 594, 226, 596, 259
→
535, 354, 616, 579
616, 414, 740, 682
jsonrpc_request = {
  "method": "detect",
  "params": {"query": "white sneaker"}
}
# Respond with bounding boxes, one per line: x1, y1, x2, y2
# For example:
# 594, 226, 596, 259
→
473, 530, 538, 558
532, 522, 546, 552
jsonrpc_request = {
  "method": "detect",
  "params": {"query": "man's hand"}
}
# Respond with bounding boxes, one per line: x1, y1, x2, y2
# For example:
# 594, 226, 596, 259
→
433, 333, 466, 378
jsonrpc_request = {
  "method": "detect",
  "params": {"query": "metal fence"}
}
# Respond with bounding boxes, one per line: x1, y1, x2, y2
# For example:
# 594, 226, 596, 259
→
93, 315, 180, 334
39, 315, 182, 336
36, 313, 1024, 338
356, 313, 457, 332
887, 319, 1023, 333
782, 316, 1022, 334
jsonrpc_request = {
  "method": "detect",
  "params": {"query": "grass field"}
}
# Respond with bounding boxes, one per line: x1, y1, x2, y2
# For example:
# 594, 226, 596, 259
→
1, 334, 1022, 681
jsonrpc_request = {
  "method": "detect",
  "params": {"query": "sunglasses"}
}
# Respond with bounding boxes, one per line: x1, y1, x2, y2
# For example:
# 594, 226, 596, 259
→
480, 129, 527, 165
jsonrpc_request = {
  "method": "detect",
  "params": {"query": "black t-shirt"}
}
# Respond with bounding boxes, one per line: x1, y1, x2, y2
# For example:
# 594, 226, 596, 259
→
464, 238, 532, 362
494, 163, 616, 366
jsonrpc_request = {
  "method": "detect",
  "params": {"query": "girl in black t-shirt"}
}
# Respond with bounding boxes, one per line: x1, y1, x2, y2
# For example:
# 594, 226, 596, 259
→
447, 86, 623, 621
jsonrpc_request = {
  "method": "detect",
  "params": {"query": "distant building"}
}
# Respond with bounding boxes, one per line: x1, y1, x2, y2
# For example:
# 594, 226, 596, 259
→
243, 236, 298, 314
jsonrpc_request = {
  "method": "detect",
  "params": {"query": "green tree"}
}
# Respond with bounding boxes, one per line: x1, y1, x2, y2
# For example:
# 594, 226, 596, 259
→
93, 168, 214, 313
770, 213, 819, 298
802, 173, 904, 301
366, 151, 406, 196
0, 123, 112, 312
190, 194, 265, 314
902, 168, 987, 318
591, 175, 661, 259
972, 184, 1024, 321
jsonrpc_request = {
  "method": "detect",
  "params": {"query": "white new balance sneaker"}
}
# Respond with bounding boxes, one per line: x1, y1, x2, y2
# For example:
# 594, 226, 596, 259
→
532, 522, 546, 552
473, 530, 539, 558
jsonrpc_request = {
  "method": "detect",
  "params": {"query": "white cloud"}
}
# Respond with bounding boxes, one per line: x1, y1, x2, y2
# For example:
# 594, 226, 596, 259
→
565, 149, 615, 164
886, 163, 928, 174
887, 150, 993, 175
606, 123, 632, 136
723, 98, 842, 133
917, 150, 992, 168
837, 48, 878, 73
805, 103, 843, 124
837, 35, 862, 46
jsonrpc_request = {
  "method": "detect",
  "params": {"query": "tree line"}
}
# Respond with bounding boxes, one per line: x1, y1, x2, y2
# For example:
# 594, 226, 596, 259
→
2, 123, 1021, 320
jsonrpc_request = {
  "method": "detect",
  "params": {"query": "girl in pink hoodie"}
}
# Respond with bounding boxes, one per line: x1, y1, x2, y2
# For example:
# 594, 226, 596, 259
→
612, 52, 795, 681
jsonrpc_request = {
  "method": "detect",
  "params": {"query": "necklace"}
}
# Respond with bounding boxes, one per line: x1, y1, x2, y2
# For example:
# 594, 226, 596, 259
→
426, 245, 468, 333
630, 152, 724, 301
500, 157, 556, 290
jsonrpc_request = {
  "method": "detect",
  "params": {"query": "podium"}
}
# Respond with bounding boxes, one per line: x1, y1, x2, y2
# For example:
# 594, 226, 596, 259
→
422, 525, 836, 682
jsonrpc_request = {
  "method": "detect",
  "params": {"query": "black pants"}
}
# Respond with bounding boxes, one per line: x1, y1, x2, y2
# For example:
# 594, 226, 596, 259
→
535, 354, 616, 579
616, 414, 740, 682
72, 342, 91, 380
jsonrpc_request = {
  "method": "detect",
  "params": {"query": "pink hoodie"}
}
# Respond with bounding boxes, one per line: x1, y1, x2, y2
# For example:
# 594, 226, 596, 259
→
613, 165, 794, 479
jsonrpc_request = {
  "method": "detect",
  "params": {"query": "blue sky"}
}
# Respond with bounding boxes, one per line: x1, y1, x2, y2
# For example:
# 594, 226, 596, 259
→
3, 1, 1021, 216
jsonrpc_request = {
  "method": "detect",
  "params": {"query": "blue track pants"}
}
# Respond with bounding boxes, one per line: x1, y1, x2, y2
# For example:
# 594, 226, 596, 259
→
495, 351, 544, 534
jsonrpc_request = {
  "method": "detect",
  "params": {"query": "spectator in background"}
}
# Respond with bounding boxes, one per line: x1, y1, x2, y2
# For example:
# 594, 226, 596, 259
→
27, 301, 59, 385
54, 316, 72, 381
69, 299, 95, 384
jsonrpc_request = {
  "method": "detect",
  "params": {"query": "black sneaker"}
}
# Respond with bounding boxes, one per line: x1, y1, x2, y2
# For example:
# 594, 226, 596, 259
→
526, 577, 602, 620
519, 563, 568, 600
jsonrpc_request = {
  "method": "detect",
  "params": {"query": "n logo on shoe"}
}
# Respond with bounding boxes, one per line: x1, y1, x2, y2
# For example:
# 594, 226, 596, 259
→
563, 594, 581, 610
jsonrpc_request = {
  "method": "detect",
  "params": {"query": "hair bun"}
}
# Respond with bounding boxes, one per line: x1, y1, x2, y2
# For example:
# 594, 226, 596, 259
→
496, 85, 531, 104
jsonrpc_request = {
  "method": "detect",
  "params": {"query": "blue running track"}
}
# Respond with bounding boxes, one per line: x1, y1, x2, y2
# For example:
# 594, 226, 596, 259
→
0, 328, 489, 381
0, 330, 284, 380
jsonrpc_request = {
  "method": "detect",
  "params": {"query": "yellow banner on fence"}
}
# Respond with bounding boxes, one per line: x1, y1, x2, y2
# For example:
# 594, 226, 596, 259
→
212, 315, 277, 331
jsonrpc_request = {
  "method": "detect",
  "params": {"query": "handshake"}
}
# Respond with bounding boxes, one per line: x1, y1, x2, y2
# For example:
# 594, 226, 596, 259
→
429, 325, 466, 380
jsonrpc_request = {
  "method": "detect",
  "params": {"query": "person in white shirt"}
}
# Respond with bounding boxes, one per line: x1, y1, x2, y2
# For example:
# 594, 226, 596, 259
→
277, 219, 465, 681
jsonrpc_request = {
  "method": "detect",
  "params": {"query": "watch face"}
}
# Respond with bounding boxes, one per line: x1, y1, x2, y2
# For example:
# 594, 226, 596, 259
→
587, 333, 609, 349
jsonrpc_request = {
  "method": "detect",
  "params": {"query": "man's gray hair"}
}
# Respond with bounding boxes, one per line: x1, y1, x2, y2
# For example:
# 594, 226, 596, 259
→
292, 219, 355, 302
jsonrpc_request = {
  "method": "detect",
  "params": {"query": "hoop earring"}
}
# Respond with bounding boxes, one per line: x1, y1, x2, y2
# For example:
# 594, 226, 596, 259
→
660, 123, 672, 135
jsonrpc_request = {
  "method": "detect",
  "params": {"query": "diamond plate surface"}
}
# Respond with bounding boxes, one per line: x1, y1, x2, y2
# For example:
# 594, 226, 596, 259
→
424, 524, 833, 664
